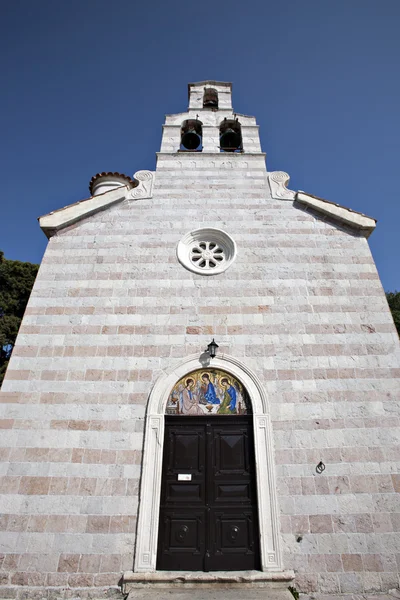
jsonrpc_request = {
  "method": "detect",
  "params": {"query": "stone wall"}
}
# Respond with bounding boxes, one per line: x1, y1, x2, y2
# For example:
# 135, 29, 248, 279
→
0, 86, 399, 597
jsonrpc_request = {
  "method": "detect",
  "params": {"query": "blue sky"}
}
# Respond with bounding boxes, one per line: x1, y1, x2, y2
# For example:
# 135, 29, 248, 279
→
1, 0, 399, 290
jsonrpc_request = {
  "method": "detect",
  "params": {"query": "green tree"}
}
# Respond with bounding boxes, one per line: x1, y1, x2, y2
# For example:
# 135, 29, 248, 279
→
386, 291, 400, 337
0, 251, 39, 387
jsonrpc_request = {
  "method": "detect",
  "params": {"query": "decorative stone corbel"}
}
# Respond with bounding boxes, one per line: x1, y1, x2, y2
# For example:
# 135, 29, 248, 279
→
129, 170, 155, 200
267, 171, 296, 200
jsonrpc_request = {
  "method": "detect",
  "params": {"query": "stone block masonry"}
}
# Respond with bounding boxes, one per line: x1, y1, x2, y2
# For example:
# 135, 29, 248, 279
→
0, 81, 399, 597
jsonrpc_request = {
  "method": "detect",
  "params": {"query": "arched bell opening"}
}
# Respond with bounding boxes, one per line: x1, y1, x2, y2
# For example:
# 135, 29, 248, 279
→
180, 119, 203, 152
203, 87, 218, 109
219, 118, 242, 153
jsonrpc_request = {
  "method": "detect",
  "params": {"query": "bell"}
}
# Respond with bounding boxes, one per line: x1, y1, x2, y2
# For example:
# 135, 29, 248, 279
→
220, 128, 241, 151
181, 128, 201, 150
203, 88, 218, 108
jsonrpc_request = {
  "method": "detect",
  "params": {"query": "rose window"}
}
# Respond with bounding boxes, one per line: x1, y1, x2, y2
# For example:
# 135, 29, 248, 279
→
190, 241, 225, 270
177, 228, 236, 276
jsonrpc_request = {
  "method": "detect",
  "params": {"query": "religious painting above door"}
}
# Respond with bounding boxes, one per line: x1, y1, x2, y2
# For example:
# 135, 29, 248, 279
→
165, 368, 252, 416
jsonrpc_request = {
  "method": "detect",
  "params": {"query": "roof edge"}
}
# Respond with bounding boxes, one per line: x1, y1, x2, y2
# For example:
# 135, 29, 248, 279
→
188, 81, 232, 99
296, 191, 377, 238
188, 80, 232, 88
38, 186, 128, 239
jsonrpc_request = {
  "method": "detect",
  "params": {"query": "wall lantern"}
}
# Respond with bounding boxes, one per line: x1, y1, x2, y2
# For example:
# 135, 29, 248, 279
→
206, 339, 219, 359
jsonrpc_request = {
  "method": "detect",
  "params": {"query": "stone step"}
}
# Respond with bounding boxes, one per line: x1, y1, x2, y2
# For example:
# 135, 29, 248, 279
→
127, 587, 293, 600
123, 571, 295, 600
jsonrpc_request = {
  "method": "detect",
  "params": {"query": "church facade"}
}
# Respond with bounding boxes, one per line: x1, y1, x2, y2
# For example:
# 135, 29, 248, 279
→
0, 81, 399, 598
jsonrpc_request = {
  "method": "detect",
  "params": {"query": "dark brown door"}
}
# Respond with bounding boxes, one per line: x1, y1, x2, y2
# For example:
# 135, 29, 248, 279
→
157, 416, 260, 571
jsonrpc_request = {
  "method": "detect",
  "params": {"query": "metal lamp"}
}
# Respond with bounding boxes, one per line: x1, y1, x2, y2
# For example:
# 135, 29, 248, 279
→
206, 339, 219, 359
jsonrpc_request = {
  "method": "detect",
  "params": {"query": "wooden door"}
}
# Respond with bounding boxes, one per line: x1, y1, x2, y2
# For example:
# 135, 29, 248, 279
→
157, 416, 260, 571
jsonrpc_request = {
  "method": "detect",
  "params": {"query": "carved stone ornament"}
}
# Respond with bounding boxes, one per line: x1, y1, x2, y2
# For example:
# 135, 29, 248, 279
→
129, 170, 155, 200
268, 171, 296, 200
177, 228, 237, 276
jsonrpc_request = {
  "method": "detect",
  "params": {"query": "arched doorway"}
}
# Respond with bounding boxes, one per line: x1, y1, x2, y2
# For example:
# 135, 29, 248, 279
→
157, 368, 259, 571
133, 354, 282, 573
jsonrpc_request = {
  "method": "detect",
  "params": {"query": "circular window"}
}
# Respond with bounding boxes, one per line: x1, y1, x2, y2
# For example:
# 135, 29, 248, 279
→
177, 228, 236, 275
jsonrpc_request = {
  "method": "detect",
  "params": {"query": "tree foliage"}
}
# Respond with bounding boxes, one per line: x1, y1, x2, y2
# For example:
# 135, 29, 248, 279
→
386, 291, 400, 337
0, 251, 39, 387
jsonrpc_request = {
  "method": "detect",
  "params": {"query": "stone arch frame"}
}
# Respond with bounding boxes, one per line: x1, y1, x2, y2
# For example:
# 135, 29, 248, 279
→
133, 353, 283, 573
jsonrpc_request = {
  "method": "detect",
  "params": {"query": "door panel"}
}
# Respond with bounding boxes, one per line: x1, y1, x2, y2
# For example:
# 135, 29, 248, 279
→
214, 432, 247, 472
166, 483, 202, 502
167, 430, 204, 472
208, 508, 258, 571
213, 482, 251, 503
157, 416, 260, 571
163, 425, 206, 506
158, 509, 206, 571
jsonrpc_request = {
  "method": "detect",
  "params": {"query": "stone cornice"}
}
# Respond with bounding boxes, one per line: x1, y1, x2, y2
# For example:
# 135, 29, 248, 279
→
296, 191, 377, 238
38, 187, 128, 239
267, 171, 376, 238
38, 170, 155, 239
188, 80, 231, 92
156, 152, 266, 157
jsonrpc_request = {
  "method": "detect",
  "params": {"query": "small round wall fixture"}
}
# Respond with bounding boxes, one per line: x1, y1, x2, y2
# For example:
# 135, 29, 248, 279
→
177, 228, 237, 275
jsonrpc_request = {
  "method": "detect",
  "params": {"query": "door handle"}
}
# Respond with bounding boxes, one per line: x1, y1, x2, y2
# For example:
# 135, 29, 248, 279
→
176, 525, 189, 542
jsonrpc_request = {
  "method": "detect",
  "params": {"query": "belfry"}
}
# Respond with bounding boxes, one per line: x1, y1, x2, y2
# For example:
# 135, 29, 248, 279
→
0, 81, 399, 598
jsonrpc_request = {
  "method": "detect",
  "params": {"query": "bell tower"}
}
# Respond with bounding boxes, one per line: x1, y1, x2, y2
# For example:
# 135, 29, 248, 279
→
159, 80, 263, 156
